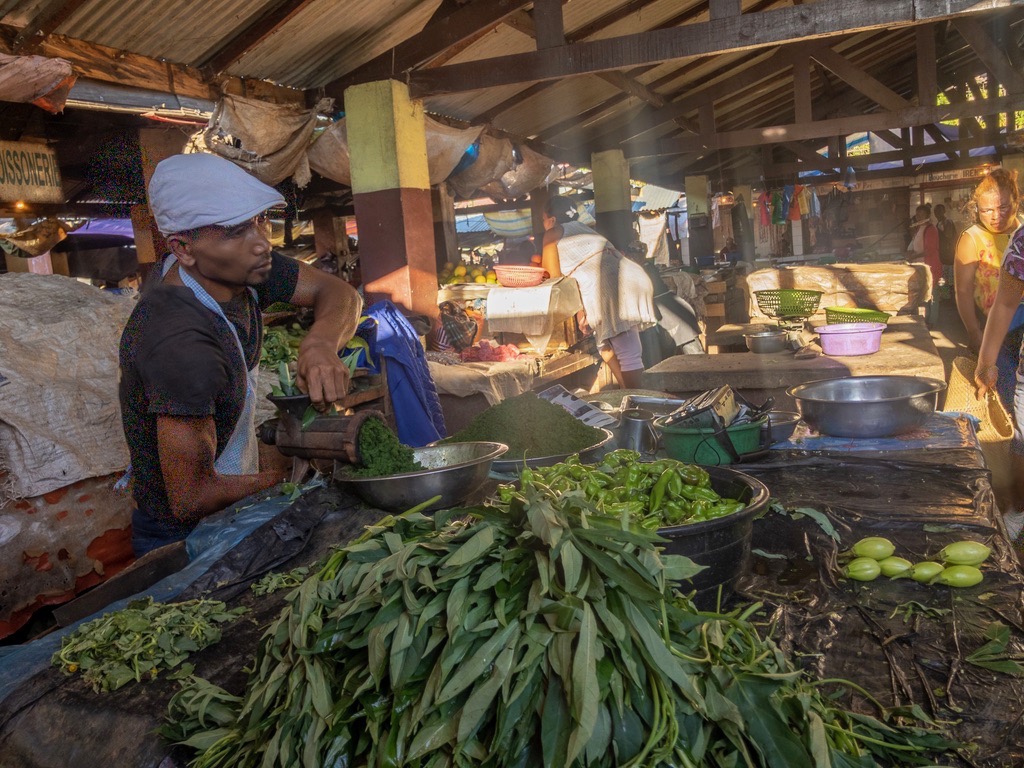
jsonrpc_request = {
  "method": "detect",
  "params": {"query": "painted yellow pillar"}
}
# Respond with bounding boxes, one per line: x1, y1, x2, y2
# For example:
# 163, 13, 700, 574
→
346, 79, 437, 316
591, 149, 634, 251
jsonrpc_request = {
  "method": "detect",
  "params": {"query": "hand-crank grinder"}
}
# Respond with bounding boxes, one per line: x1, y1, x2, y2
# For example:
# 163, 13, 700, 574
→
257, 405, 386, 483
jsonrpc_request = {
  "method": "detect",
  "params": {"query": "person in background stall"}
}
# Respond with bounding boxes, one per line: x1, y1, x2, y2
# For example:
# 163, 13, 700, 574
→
119, 153, 362, 556
955, 168, 1023, 414
933, 203, 958, 290
624, 240, 704, 364
907, 203, 942, 289
541, 196, 657, 389
974, 222, 1024, 537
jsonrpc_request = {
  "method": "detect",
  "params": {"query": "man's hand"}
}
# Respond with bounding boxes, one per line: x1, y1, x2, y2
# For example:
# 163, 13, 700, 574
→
287, 261, 363, 406
296, 337, 351, 405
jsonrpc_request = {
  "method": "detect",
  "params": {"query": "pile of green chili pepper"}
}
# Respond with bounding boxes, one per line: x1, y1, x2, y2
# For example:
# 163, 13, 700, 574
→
502, 449, 746, 529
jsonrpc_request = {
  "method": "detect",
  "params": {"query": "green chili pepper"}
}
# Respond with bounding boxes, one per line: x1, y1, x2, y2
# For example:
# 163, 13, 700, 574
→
649, 470, 674, 514
678, 484, 720, 503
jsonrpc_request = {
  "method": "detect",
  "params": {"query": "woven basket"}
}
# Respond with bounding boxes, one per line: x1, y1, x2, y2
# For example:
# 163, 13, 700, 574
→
945, 356, 1014, 501
824, 306, 891, 325
753, 289, 822, 319
494, 265, 547, 288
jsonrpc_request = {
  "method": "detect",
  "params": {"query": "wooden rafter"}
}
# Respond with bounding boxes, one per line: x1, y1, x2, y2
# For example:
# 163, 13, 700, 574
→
533, 0, 565, 49
323, 0, 532, 100
13, 0, 92, 53
409, 0, 1024, 96
627, 92, 1020, 158
953, 15, 1024, 93
201, 0, 318, 74
810, 47, 911, 111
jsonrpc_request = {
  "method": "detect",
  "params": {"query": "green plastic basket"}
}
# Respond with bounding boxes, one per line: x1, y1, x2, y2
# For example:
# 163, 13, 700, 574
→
753, 289, 822, 319
824, 306, 891, 325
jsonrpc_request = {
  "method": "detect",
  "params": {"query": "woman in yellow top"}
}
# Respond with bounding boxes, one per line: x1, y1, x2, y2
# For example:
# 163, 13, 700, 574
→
955, 168, 1022, 412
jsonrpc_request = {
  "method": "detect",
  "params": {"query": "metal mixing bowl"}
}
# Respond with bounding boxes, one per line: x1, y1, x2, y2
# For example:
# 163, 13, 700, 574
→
787, 375, 946, 438
334, 441, 508, 512
491, 428, 615, 475
745, 330, 789, 353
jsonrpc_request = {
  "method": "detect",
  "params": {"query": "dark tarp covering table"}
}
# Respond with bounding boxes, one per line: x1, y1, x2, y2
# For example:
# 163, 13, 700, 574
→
735, 416, 1024, 767
1, 414, 1022, 767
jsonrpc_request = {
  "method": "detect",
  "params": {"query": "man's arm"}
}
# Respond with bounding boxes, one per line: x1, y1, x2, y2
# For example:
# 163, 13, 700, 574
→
157, 415, 284, 523
288, 262, 363, 404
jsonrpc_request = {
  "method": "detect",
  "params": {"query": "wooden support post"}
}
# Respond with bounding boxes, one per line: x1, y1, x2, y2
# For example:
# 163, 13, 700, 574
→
532, 0, 565, 49
793, 53, 812, 124
591, 149, 633, 252
346, 79, 438, 318
432, 183, 459, 271
709, 0, 741, 20
530, 184, 553, 256
311, 208, 338, 257
915, 25, 938, 107
134, 127, 187, 280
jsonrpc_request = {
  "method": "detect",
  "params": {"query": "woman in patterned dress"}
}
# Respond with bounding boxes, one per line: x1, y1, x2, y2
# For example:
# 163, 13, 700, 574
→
541, 196, 657, 389
956, 169, 1022, 412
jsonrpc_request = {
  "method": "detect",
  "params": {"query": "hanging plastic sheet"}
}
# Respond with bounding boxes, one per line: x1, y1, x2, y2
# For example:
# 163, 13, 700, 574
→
307, 116, 482, 187
0, 52, 75, 113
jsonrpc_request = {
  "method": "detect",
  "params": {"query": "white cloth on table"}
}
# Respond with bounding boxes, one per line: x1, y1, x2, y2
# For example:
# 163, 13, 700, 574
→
427, 359, 537, 405
485, 277, 583, 352
554, 221, 657, 344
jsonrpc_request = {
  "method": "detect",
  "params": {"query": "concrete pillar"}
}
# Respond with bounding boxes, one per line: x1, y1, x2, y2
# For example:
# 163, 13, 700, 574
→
346, 79, 438, 317
591, 149, 633, 251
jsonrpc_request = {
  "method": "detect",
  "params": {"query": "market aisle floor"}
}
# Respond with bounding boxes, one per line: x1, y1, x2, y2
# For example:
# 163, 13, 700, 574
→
929, 292, 970, 386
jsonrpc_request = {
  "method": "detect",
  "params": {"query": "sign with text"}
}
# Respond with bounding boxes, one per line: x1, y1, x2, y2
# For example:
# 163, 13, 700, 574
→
0, 141, 63, 203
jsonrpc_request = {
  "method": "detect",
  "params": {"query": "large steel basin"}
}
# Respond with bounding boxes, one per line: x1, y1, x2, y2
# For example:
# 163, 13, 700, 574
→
787, 375, 946, 438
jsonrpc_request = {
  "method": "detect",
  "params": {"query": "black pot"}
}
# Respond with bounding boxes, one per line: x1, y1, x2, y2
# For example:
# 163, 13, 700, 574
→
657, 466, 770, 609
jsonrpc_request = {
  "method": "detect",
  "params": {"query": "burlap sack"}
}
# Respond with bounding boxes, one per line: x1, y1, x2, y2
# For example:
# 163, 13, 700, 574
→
945, 356, 1014, 498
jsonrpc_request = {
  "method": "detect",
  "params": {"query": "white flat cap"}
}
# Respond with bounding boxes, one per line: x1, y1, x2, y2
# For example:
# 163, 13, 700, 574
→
147, 153, 285, 235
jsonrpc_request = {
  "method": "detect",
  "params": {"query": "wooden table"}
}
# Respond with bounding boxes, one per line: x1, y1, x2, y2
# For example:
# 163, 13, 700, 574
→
643, 314, 946, 408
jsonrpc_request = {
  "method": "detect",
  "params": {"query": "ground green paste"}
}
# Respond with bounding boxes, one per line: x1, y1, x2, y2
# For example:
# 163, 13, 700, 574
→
444, 392, 604, 458
353, 417, 422, 477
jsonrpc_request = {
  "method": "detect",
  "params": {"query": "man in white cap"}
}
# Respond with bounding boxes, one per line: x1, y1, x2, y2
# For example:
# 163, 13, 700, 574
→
119, 153, 362, 555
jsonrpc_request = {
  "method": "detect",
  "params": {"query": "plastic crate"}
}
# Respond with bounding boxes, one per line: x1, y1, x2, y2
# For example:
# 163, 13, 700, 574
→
753, 289, 822, 319
824, 306, 891, 325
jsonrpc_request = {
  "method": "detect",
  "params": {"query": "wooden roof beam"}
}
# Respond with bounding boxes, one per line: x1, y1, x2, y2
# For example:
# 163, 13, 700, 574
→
323, 0, 532, 100
200, 0, 318, 75
409, 0, 1023, 96
953, 15, 1024, 93
626, 92, 1020, 158
12, 0, 91, 53
810, 47, 912, 111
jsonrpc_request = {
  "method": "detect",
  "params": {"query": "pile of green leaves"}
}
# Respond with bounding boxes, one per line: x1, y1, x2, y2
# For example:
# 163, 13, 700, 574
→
443, 392, 605, 458
53, 597, 246, 693
515, 450, 745, 528
163, 472, 954, 767
350, 415, 422, 477
261, 323, 305, 370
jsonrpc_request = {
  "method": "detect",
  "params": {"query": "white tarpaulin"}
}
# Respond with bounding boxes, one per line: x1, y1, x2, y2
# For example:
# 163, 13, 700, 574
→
204, 94, 323, 187
0, 274, 132, 501
0, 52, 76, 113
308, 116, 483, 187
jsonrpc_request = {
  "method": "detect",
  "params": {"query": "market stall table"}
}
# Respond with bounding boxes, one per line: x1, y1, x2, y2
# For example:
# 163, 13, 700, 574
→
643, 314, 946, 408
2, 415, 1023, 766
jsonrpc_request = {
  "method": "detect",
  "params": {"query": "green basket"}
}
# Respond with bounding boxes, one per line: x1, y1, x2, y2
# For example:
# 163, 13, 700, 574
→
824, 306, 891, 325
753, 289, 823, 319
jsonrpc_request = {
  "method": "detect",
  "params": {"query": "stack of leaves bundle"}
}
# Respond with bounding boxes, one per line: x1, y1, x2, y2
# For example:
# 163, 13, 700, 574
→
164, 466, 955, 767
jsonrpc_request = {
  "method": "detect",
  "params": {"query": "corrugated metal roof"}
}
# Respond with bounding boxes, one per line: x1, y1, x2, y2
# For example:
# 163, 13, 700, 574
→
0, 0, 1014, 191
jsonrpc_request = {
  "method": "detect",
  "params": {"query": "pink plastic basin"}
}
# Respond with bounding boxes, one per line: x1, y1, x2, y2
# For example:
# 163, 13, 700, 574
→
815, 322, 885, 356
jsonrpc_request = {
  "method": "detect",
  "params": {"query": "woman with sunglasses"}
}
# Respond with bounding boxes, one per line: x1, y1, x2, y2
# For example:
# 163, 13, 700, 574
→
956, 168, 1023, 412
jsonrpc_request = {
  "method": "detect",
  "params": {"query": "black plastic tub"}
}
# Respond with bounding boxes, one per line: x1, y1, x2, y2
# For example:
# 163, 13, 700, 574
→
657, 466, 770, 609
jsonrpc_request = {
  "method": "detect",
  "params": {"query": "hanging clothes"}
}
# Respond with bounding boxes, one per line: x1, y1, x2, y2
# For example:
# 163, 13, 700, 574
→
757, 191, 772, 227
771, 190, 786, 225
711, 197, 721, 228
788, 185, 804, 221
780, 185, 795, 220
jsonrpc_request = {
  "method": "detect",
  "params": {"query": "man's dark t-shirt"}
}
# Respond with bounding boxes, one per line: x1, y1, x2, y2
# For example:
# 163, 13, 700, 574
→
119, 252, 299, 544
